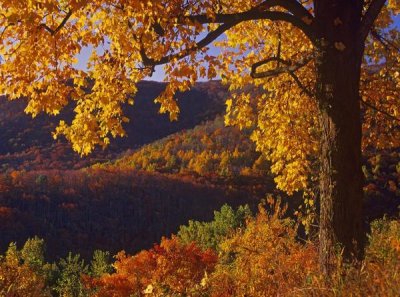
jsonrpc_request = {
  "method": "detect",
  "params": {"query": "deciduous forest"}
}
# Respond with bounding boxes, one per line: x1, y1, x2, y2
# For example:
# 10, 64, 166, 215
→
0, 0, 399, 296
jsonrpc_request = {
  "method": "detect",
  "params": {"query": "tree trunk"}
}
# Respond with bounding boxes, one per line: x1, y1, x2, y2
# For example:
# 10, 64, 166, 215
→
314, 1, 365, 275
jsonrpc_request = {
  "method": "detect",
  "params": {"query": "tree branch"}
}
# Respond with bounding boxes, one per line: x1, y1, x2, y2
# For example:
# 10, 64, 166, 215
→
370, 28, 400, 53
39, 10, 73, 36
187, 0, 313, 24
250, 55, 314, 97
360, 0, 386, 42
0, 23, 14, 39
185, 1, 316, 43
288, 70, 314, 97
141, 21, 238, 66
141, 7, 316, 67
125, 1, 315, 68
251, 56, 312, 78
360, 97, 400, 122
258, 0, 314, 21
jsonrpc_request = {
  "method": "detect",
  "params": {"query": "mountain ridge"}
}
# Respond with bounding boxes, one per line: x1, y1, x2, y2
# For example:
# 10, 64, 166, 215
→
0, 80, 227, 172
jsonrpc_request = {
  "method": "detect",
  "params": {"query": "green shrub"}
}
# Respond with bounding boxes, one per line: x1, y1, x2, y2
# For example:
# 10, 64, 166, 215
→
178, 204, 252, 250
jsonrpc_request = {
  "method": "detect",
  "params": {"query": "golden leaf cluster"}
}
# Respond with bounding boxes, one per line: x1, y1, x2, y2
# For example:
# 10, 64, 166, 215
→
0, 0, 398, 194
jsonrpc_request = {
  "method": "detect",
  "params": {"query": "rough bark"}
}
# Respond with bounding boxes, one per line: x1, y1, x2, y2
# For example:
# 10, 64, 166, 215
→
314, 0, 365, 275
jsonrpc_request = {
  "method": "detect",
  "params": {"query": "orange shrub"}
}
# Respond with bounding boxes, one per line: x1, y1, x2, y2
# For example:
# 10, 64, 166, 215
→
207, 202, 321, 296
206, 204, 400, 297
86, 236, 217, 296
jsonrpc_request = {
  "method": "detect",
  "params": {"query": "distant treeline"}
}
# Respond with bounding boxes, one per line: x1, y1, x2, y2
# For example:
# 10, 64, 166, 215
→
0, 168, 263, 260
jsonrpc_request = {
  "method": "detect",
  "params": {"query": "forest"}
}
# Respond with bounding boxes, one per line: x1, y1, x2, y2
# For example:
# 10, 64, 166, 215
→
0, 0, 400, 296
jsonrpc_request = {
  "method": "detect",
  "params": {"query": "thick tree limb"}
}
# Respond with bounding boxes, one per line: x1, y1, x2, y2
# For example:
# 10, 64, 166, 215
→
360, 0, 386, 42
140, 21, 237, 66
141, 7, 316, 66
119, 1, 315, 67
187, 0, 313, 25
141, 6, 316, 66
185, 1, 316, 42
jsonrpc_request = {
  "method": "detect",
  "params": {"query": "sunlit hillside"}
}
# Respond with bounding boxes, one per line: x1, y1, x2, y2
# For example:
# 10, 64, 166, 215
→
0, 81, 227, 172
110, 116, 270, 179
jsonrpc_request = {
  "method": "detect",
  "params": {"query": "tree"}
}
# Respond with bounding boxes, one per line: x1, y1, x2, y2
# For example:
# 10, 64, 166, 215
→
89, 250, 113, 278
0, 0, 399, 274
0, 241, 51, 296
55, 252, 89, 297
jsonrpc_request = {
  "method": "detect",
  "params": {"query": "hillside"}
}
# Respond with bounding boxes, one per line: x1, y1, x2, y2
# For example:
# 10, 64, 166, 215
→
0, 79, 286, 261
0, 81, 277, 260
0, 80, 227, 172
1, 78, 398, 260
0, 167, 264, 260
108, 116, 400, 222
110, 116, 270, 180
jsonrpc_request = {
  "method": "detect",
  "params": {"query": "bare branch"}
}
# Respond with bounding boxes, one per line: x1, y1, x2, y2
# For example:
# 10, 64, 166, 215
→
360, 0, 386, 42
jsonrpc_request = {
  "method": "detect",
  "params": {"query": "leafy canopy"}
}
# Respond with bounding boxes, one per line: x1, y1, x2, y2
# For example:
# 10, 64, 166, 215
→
0, 0, 399, 194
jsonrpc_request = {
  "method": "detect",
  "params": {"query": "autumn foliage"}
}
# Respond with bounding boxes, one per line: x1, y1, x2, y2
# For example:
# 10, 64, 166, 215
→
0, 202, 399, 296
0, 81, 226, 174
0, 240, 50, 297
0, 166, 260, 260
0, 0, 397, 194
84, 202, 400, 297
0, 0, 399, 294
110, 116, 268, 179
84, 236, 217, 296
